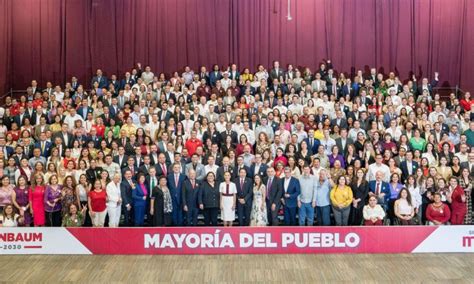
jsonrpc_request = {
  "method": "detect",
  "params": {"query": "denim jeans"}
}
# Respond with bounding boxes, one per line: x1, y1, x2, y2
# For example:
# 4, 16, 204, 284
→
316, 205, 331, 226
299, 202, 315, 226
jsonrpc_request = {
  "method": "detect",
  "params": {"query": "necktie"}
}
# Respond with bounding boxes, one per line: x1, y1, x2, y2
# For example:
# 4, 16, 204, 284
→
162, 164, 167, 176
41, 142, 45, 153
224, 166, 228, 172
131, 167, 134, 176
240, 179, 244, 192
376, 183, 380, 195
151, 177, 155, 189
267, 178, 272, 197
175, 174, 179, 187
191, 180, 195, 189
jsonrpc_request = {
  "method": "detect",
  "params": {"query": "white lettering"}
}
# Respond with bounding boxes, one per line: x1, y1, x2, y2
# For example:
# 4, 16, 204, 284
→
221, 233, 235, 248
144, 234, 160, 248
282, 233, 294, 247
240, 233, 253, 248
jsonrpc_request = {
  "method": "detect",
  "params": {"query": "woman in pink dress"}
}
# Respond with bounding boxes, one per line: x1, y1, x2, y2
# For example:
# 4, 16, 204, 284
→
29, 174, 46, 226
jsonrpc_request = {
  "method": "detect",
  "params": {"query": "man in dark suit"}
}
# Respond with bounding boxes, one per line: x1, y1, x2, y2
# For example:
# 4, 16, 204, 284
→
265, 167, 283, 226
113, 146, 128, 169
220, 124, 238, 145
282, 167, 301, 226
304, 130, 320, 154
120, 72, 135, 89
416, 72, 439, 95
400, 151, 419, 183
77, 99, 94, 120
121, 169, 135, 226
182, 169, 201, 226
269, 61, 284, 84
249, 154, 268, 178
155, 153, 169, 177
368, 171, 391, 211
14, 106, 29, 127
34, 132, 52, 158
167, 163, 186, 226
138, 156, 153, 176
157, 102, 173, 122
330, 110, 348, 129
53, 123, 74, 148
234, 168, 253, 226
216, 157, 234, 184
461, 152, 474, 177
91, 69, 109, 89
121, 157, 138, 177
335, 128, 353, 156
0, 136, 14, 159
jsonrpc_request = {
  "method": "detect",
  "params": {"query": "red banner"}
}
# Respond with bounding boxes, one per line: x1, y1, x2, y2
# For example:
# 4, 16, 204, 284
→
68, 226, 438, 254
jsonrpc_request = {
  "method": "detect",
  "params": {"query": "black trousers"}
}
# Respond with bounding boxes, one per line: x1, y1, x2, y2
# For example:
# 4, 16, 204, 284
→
203, 208, 219, 226
46, 210, 62, 227
266, 199, 280, 226
236, 201, 252, 226
122, 205, 134, 227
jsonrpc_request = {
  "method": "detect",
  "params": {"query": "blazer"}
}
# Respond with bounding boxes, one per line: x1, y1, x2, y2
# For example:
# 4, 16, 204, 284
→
182, 179, 201, 209
216, 166, 235, 184
113, 155, 129, 169
282, 177, 301, 208
91, 76, 109, 89
34, 141, 52, 158
368, 180, 391, 204
234, 177, 253, 203
120, 179, 134, 208
132, 184, 148, 206
304, 137, 320, 154
198, 181, 220, 208
185, 162, 206, 181
400, 160, 419, 182
335, 137, 354, 155
167, 173, 186, 206
249, 163, 268, 178
330, 118, 348, 129
264, 176, 283, 207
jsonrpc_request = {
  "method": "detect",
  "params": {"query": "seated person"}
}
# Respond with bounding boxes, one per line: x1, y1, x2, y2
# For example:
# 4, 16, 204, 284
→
0, 204, 23, 227
363, 195, 385, 225
394, 188, 416, 225
426, 192, 451, 225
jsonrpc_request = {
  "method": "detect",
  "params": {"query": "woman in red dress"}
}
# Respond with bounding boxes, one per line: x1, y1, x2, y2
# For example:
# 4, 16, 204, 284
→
29, 174, 46, 226
448, 177, 467, 225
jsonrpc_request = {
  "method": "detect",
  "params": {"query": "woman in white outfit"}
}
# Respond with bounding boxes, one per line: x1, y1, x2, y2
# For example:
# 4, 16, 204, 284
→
219, 171, 236, 227
106, 173, 122, 227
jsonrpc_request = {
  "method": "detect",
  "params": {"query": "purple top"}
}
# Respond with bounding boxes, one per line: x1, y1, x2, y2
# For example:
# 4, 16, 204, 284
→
140, 184, 148, 197
44, 185, 63, 212
328, 154, 345, 169
389, 183, 404, 200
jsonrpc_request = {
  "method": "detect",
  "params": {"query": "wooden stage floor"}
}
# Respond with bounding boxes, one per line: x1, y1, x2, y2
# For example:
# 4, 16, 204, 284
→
1, 254, 473, 282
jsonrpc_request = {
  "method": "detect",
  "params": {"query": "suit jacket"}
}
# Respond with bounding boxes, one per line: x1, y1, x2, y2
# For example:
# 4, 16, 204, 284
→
400, 160, 419, 182
77, 106, 93, 119
168, 173, 186, 206
282, 177, 301, 208
34, 125, 50, 140
269, 68, 285, 82
120, 179, 134, 207
233, 165, 251, 180
182, 179, 201, 209
335, 137, 354, 155
113, 155, 129, 168
34, 141, 52, 158
304, 137, 320, 154
157, 110, 172, 122
138, 164, 153, 175
14, 113, 30, 126
132, 184, 147, 206
216, 166, 235, 184
330, 118, 348, 129
417, 79, 439, 95
209, 71, 222, 87
368, 180, 391, 204
185, 162, 206, 181
91, 76, 109, 89
203, 153, 223, 166
249, 163, 268, 178
54, 132, 74, 148
264, 176, 283, 207
155, 162, 170, 177
120, 78, 135, 89
220, 130, 238, 145
234, 177, 253, 204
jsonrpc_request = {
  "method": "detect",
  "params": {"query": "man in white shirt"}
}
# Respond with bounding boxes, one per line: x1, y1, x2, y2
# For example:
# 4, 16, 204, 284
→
64, 107, 84, 132
366, 154, 391, 182
239, 122, 255, 145
106, 173, 122, 227
204, 156, 219, 175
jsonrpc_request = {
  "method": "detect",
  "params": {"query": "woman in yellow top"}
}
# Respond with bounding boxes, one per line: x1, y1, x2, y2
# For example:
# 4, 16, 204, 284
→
240, 68, 253, 83
313, 122, 325, 140
330, 176, 354, 226
120, 117, 137, 137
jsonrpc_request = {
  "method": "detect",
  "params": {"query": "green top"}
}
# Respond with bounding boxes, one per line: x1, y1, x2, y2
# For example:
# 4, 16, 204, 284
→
464, 129, 474, 147
409, 137, 426, 151
62, 212, 84, 227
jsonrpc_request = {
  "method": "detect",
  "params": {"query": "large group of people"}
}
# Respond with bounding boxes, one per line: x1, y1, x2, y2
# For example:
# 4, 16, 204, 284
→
0, 60, 473, 228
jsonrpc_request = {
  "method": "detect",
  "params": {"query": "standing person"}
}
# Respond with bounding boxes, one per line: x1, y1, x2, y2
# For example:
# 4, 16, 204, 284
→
458, 168, 473, 224
132, 173, 148, 226
350, 169, 369, 225
330, 175, 353, 226
167, 163, 185, 226
220, 171, 237, 227
282, 167, 301, 226
298, 165, 317, 226
315, 169, 332, 226
120, 169, 134, 226
234, 168, 253, 226
264, 167, 283, 226
12, 175, 32, 226
0, 176, 14, 214
76, 174, 92, 226
106, 173, 122, 227
150, 176, 173, 226
182, 169, 201, 226
44, 175, 63, 227
250, 175, 267, 226
88, 180, 107, 227
199, 172, 220, 226
448, 177, 467, 225
29, 174, 46, 226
